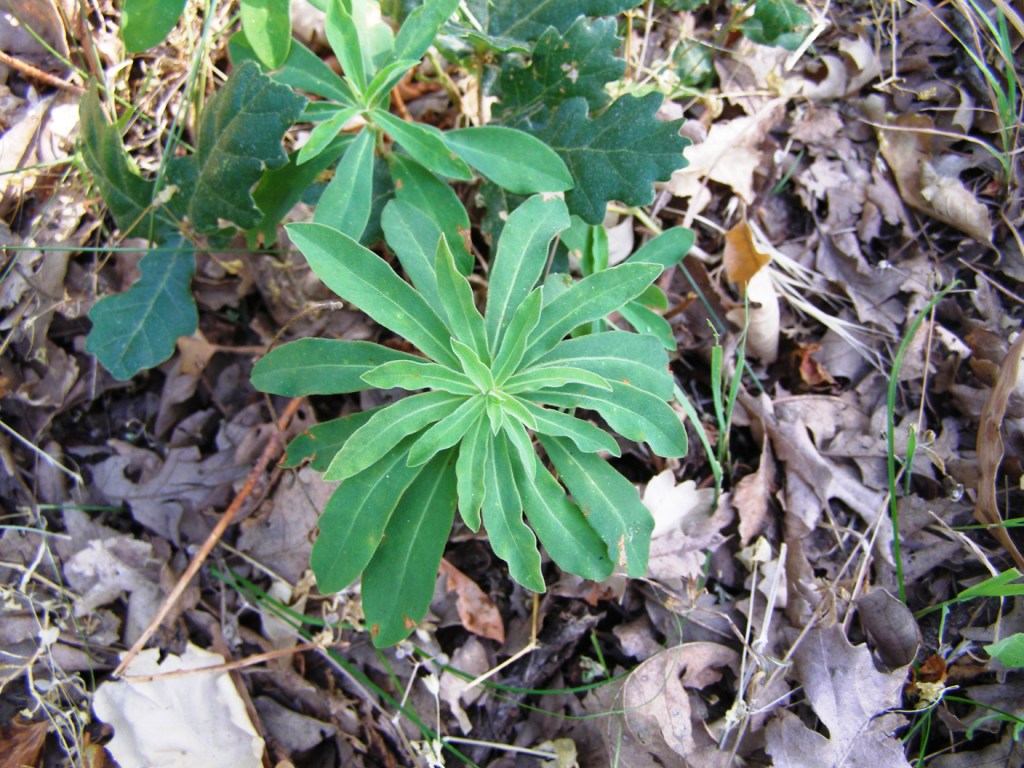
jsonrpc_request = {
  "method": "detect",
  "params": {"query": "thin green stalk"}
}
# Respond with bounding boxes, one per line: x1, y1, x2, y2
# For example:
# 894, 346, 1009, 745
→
887, 280, 958, 603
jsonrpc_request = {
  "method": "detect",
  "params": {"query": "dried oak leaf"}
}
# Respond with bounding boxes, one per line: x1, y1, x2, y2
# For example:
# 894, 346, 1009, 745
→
765, 622, 911, 768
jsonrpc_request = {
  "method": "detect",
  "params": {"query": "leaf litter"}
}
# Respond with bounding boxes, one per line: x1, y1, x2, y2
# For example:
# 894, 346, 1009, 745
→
2, 0, 1024, 765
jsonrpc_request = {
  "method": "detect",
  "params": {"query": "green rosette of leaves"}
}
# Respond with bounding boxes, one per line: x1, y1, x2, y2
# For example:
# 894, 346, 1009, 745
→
252, 194, 688, 646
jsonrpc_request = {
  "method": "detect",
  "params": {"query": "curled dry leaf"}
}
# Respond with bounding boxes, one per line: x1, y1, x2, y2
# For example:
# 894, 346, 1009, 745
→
724, 220, 780, 365
439, 558, 505, 643
733, 432, 776, 546
974, 332, 1024, 570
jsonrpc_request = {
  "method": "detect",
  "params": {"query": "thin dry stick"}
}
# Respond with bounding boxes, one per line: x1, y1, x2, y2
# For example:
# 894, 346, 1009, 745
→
0, 49, 84, 94
113, 397, 305, 678
120, 640, 323, 682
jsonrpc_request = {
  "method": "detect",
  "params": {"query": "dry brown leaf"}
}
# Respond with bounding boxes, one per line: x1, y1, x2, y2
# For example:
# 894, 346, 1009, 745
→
734, 433, 776, 546
855, 588, 922, 669
0, 718, 48, 768
974, 332, 1024, 570
764, 622, 911, 768
873, 111, 993, 243
439, 558, 505, 643
723, 219, 771, 287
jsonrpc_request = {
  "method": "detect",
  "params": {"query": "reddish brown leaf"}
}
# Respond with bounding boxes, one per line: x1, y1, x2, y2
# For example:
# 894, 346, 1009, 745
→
0, 719, 48, 768
439, 558, 505, 643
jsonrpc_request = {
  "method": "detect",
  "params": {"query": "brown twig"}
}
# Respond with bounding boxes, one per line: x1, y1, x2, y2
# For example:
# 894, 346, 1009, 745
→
119, 640, 323, 682
113, 397, 305, 678
0, 49, 84, 95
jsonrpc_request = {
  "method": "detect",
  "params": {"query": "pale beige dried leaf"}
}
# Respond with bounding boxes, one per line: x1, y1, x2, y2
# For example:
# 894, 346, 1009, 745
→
919, 161, 993, 243
439, 558, 505, 643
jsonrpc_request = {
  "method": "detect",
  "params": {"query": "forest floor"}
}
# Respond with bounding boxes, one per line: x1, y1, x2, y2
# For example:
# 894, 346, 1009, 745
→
2, 0, 1024, 766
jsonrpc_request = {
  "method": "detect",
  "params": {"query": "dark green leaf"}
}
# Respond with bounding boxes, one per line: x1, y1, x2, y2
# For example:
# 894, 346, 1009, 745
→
240, 0, 292, 68
524, 262, 662, 362
498, 17, 624, 121
363, 450, 457, 646
533, 331, 673, 400
287, 222, 460, 367
485, 195, 570, 352
742, 0, 813, 50
324, 391, 464, 481
167, 61, 306, 232
456, 416, 490, 530
86, 238, 196, 380
79, 86, 175, 240
250, 136, 351, 247
381, 199, 444, 307
540, 434, 653, 576
394, 0, 461, 62
372, 109, 473, 179
514, 452, 614, 581
470, 0, 640, 42
252, 339, 421, 396
310, 440, 425, 593
314, 128, 375, 239
483, 432, 545, 592
283, 409, 378, 471
533, 380, 687, 457
121, 0, 187, 51
443, 126, 574, 194
532, 93, 688, 223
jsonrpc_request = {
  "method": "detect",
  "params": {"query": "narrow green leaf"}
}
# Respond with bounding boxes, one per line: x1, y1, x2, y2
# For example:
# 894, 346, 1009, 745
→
298, 107, 360, 165
540, 434, 653, 577
381, 199, 443, 307
240, 0, 292, 69
283, 409, 378, 471
287, 221, 460, 367
79, 86, 174, 240
456, 416, 490, 531
435, 235, 488, 358
253, 338, 421, 395
393, 0, 460, 62
311, 440, 425, 593
635, 285, 669, 310
514, 452, 614, 581
534, 331, 673, 400
626, 226, 695, 270
533, 381, 687, 458
408, 395, 486, 466
516, 399, 620, 456
363, 450, 457, 646
503, 365, 611, 394
491, 288, 543, 383
524, 262, 662, 363
363, 58, 418, 107
485, 195, 570, 352
485, 396, 504, 434
167, 61, 307, 233
451, 339, 493, 391
314, 128, 375, 239
443, 126, 574, 193
372, 109, 472, 179
86, 238, 197, 380
494, 393, 538, 431
483, 433, 545, 592
619, 301, 675, 350
388, 154, 472, 272
500, 415, 536, 480
121, 0, 187, 51
361, 360, 476, 395
326, 0, 367, 92
229, 33, 355, 104
324, 391, 463, 481
250, 136, 351, 247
